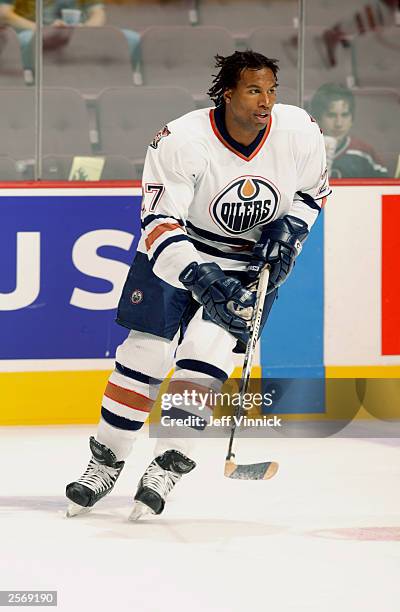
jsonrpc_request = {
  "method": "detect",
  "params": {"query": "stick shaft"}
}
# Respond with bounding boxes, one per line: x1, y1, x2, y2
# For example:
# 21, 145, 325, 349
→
226, 265, 271, 460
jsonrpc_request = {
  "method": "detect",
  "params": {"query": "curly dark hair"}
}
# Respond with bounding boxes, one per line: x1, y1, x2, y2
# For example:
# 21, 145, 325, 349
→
207, 50, 279, 107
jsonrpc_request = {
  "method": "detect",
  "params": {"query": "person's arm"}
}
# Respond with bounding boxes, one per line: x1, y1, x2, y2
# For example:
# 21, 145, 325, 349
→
83, 4, 106, 26
140, 127, 206, 289
0, 2, 35, 30
289, 121, 331, 230
141, 124, 255, 341
246, 121, 331, 291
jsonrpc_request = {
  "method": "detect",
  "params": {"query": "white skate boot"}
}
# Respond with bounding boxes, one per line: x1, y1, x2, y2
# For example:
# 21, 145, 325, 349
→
129, 449, 196, 521
66, 437, 124, 517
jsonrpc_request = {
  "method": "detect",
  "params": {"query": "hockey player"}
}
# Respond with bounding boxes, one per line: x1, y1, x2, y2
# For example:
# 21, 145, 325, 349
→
66, 50, 331, 520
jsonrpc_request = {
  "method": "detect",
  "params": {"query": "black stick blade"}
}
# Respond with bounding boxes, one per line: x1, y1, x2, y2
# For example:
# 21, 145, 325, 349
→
224, 460, 279, 480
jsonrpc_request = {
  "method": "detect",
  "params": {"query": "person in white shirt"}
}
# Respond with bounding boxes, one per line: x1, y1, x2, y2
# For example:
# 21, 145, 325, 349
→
66, 50, 331, 521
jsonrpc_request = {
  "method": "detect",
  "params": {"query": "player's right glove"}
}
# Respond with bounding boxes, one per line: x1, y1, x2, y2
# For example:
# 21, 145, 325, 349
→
179, 262, 255, 343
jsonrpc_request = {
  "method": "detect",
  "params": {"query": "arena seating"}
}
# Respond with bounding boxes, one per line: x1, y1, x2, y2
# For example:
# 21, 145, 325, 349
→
248, 26, 354, 95
42, 154, 136, 180
95, 85, 195, 171
137, 26, 235, 102
0, 87, 91, 158
0, 0, 398, 180
0, 27, 25, 87
0, 156, 21, 180
193, 0, 297, 34
350, 88, 400, 174
105, 0, 194, 29
26, 27, 134, 96
351, 29, 400, 91
303, 0, 370, 25
378, 25, 400, 47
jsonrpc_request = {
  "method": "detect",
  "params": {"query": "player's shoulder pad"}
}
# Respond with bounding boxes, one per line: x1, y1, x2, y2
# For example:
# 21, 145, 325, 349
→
149, 107, 211, 155
272, 103, 322, 135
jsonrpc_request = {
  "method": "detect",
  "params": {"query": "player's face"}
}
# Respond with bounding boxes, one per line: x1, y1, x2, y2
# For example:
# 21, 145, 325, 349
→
223, 67, 277, 144
319, 99, 353, 143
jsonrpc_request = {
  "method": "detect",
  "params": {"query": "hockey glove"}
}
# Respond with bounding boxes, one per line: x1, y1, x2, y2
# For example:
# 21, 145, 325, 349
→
179, 262, 255, 343
247, 215, 309, 293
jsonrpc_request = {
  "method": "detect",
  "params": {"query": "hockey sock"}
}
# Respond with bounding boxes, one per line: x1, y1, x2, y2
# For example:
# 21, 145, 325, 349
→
98, 362, 160, 458
96, 417, 139, 462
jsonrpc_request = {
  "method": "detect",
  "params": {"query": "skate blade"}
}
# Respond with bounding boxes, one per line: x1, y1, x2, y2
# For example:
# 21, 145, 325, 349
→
128, 500, 155, 522
66, 501, 92, 518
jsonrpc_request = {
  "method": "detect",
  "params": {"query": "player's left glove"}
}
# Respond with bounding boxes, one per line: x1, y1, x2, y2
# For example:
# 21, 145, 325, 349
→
179, 262, 255, 343
246, 215, 309, 293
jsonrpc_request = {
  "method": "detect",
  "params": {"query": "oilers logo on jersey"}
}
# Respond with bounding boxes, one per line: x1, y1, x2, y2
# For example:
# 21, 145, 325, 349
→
210, 176, 280, 235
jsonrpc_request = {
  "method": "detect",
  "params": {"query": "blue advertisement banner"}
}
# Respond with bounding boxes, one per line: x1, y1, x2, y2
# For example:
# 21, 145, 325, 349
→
1, 194, 141, 359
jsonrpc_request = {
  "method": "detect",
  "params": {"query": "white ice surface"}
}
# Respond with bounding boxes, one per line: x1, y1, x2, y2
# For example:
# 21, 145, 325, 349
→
0, 426, 399, 612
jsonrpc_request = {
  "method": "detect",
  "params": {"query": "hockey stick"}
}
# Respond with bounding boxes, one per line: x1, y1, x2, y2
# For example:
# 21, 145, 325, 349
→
224, 264, 279, 480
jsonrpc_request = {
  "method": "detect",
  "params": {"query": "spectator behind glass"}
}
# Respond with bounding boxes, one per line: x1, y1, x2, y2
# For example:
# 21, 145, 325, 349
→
0, 0, 140, 72
310, 83, 388, 178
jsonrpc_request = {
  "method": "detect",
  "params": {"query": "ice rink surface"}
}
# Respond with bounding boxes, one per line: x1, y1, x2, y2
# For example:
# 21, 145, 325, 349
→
0, 425, 399, 612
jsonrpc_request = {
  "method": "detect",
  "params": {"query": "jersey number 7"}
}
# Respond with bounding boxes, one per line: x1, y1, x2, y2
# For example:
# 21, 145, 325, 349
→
143, 183, 165, 212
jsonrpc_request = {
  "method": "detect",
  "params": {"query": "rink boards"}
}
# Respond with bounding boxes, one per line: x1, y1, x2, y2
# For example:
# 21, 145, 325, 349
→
0, 180, 399, 424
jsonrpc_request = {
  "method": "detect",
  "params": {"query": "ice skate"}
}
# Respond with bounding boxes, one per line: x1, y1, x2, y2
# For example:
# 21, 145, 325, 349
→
129, 450, 196, 521
66, 437, 124, 517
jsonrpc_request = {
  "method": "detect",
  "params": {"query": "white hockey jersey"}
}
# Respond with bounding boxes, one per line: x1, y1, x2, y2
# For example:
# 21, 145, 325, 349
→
139, 104, 331, 289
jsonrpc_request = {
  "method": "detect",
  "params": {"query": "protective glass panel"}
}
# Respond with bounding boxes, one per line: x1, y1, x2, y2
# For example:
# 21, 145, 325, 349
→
304, 0, 399, 178
3, 0, 398, 180
0, 27, 35, 181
